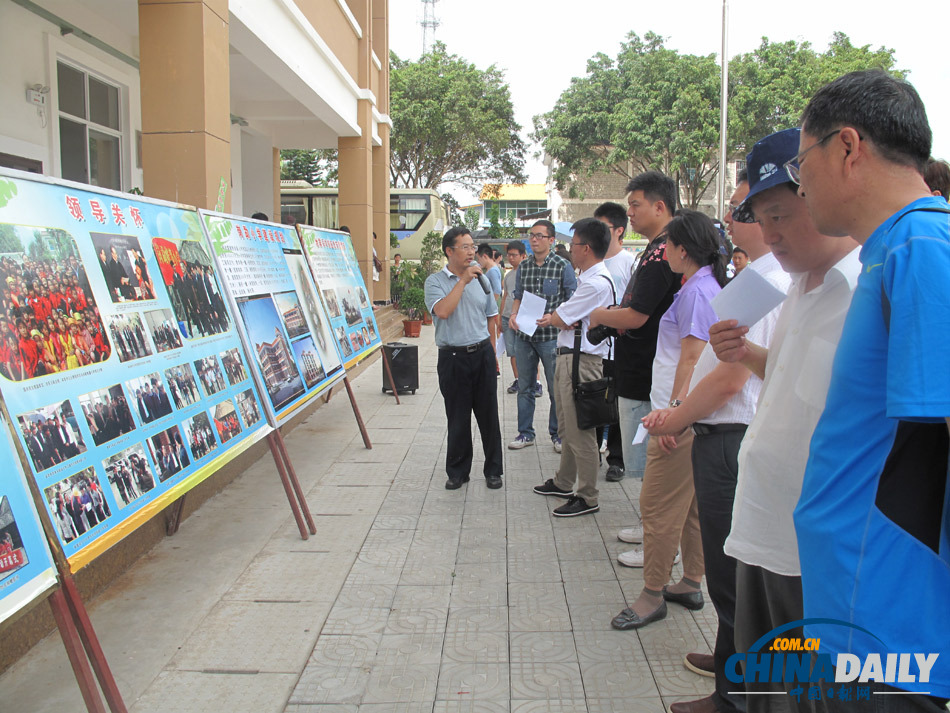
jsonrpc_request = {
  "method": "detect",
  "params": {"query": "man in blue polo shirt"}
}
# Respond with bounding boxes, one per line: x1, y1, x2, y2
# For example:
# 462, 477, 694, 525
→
425, 227, 504, 491
793, 70, 950, 709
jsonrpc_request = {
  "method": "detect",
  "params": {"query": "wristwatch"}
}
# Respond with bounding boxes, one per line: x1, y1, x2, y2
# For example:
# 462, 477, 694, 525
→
669, 399, 683, 408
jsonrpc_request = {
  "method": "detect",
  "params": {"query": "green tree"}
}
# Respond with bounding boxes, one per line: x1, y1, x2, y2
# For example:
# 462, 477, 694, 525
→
280, 149, 338, 185
535, 31, 902, 210
0, 225, 23, 253
464, 207, 480, 234
390, 42, 526, 190
440, 192, 463, 225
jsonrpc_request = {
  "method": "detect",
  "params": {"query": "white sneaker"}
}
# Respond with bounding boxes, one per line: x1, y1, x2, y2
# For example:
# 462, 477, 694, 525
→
617, 547, 681, 568
617, 525, 643, 544
552, 436, 562, 453
617, 548, 644, 567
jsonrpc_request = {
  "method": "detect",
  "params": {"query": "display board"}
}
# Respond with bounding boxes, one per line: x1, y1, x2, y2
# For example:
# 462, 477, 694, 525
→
199, 212, 344, 426
0, 169, 270, 570
0, 410, 57, 624
296, 225, 382, 369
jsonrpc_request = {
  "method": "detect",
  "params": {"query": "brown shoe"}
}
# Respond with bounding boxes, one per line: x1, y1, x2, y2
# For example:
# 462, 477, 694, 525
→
683, 652, 715, 678
669, 694, 718, 713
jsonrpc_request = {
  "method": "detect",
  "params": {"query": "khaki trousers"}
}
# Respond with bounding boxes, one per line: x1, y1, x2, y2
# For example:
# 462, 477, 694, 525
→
552, 352, 602, 506
640, 432, 704, 590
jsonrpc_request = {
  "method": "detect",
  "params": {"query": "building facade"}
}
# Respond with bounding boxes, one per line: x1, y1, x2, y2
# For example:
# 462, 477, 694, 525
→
0, 0, 392, 299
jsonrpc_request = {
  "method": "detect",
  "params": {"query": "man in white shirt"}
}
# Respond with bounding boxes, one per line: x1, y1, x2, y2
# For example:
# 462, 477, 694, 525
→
594, 201, 636, 481
708, 128, 860, 711
531, 218, 616, 517
640, 157, 792, 713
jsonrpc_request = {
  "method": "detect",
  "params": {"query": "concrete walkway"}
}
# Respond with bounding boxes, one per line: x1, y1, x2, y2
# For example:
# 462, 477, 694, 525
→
1, 326, 714, 712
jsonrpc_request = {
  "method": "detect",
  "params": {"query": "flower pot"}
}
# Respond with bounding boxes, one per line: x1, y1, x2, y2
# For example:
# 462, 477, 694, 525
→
402, 319, 422, 338
422, 311, 433, 326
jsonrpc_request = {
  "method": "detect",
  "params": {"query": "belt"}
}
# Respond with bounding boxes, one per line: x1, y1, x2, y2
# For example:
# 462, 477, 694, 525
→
691, 422, 748, 436
440, 339, 490, 354
556, 347, 574, 355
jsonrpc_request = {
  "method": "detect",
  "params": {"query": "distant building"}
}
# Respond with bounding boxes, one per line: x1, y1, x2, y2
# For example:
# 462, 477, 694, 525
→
299, 348, 322, 385
282, 305, 306, 333
543, 153, 745, 226
474, 184, 549, 229
256, 328, 294, 391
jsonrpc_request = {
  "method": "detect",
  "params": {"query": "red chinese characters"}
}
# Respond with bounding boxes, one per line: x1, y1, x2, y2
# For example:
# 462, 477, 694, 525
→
65, 195, 85, 221
129, 206, 144, 229
111, 203, 126, 226
89, 199, 107, 224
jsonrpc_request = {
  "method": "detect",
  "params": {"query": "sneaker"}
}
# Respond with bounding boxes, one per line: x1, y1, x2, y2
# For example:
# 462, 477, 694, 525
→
605, 465, 624, 482
599, 439, 608, 453
617, 525, 643, 544
552, 496, 599, 517
507, 378, 519, 394
533, 381, 543, 397
552, 436, 562, 453
533, 478, 573, 498
617, 547, 681, 568
508, 434, 535, 450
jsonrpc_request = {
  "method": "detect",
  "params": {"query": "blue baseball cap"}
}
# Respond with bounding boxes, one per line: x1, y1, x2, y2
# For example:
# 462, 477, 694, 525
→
732, 127, 801, 223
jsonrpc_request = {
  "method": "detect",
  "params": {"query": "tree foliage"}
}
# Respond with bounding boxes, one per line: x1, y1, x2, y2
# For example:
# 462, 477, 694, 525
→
390, 42, 526, 191
280, 149, 338, 186
534, 32, 902, 209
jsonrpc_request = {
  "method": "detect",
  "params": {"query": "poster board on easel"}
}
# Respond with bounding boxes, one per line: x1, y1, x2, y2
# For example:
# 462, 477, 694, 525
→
0, 169, 270, 571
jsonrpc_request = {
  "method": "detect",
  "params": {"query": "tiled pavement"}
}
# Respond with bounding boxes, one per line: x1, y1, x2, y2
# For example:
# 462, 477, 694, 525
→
1, 326, 714, 712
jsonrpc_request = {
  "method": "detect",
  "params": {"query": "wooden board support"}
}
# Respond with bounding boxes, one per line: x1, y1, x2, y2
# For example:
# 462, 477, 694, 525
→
381, 347, 401, 405
343, 375, 372, 449
48, 589, 108, 713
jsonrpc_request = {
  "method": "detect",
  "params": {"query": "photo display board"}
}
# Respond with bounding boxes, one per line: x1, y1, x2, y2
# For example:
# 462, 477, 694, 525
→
296, 225, 382, 368
199, 212, 344, 426
0, 170, 269, 570
0, 411, 57, 624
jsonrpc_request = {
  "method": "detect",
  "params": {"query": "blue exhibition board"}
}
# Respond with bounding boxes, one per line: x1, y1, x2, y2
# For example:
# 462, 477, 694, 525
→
0, 412, 57, 624
0, 169, 270, 569
296, 225, 383, 368
199, 211, 345, 426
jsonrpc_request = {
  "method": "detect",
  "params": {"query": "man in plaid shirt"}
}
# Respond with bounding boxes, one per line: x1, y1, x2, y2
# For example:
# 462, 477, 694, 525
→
508, 220, 577, 451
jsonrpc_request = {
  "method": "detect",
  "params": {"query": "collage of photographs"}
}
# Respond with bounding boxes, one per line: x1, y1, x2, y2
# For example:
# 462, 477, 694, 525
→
20, 342, 260, 547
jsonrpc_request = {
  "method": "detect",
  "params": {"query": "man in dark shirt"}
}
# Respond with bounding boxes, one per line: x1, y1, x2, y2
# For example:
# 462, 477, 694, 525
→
590, 171, 679, 538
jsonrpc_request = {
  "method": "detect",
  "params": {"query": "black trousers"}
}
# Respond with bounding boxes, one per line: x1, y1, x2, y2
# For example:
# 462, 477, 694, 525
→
735, 562, 807, 713
437, 342, 503, 482
597, 359, 623, 469
692, 426, 748, 713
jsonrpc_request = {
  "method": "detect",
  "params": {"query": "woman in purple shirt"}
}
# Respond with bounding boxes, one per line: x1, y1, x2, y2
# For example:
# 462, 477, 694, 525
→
612, 210, 727, 630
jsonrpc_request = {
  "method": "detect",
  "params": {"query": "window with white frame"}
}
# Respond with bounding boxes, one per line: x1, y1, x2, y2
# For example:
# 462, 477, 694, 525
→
57, 60, 123, 190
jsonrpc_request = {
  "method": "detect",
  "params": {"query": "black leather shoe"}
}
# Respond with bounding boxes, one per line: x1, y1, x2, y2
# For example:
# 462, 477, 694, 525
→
485, 475, 503, 489
445, 477, 470, 490
610, 600, 668, 630
662, 585, 704, 611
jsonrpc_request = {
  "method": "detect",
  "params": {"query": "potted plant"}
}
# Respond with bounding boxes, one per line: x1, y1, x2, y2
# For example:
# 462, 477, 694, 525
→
399, 287, 427, 338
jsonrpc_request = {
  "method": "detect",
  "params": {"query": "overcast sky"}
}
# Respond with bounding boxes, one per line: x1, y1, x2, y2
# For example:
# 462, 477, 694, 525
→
388, 0, 949, 204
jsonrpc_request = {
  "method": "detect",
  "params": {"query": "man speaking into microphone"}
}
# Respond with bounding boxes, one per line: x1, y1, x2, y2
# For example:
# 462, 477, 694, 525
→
424, 227, 504, 490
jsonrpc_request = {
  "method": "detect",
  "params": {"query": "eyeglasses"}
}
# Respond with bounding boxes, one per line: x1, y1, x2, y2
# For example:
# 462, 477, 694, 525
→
570, 241, 588, 249
784, 129, 841, 185
452, 243, 477, 251
528, 232, 552, 239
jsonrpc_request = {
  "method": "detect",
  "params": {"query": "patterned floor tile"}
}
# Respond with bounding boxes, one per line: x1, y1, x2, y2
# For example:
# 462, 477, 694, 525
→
307, 634, 382, 668
320, 606, 390, 636
333, 583, 397, 609
510, 701, 588, 713
375, 632, 445, 667
289, 664, 371, 704
392, 584, 452, 610
509, 631, 578, 663
579, 659, 660, 699
450, 580, 508, 608
445, 606, 509, 634
362, 663, 440, 704
384, 606, 449, 636
433, 700, 510, 713
436, 663, 510, 702
509, 660, 585, 699
441, 630, 509, 663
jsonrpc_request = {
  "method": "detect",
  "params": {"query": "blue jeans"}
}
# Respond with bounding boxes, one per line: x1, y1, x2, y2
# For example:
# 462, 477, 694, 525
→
513, 336, 557, 440
618, 395, 650, 479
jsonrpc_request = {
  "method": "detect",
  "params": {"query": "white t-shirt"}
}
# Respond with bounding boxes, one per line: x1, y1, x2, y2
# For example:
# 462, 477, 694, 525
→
688, 251, 791, 425
604, 249, 636, 296
724, 247, 861, 576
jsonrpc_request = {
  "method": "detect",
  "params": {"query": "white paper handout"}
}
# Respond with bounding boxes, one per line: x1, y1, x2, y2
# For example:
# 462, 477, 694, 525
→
710, 267, 788, 328
632, 423, 649, 445
516, 290, 546, 338
495, 331, 506, 357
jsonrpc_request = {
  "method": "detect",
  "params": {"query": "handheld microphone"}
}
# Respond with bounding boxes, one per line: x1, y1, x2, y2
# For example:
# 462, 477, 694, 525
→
470, 261, 491, 294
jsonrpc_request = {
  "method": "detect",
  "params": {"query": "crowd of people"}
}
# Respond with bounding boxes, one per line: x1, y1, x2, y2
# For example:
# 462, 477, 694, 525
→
108, 314, 151, 362
130, 376, 173, 424
48, 470, 111, 542
147, 312, 183, 352
213, 408, 242, 443
0, 253, 111, 379
220, 348, 247, 385
186, 414, 218, 460
19, 408, 85, 472
165, 364, 201, 409
81, 389, 136, 445
163, 260, 229, 339
194, 356, 226, 396
105, 450, 155, 507
426, 71, 950, 713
